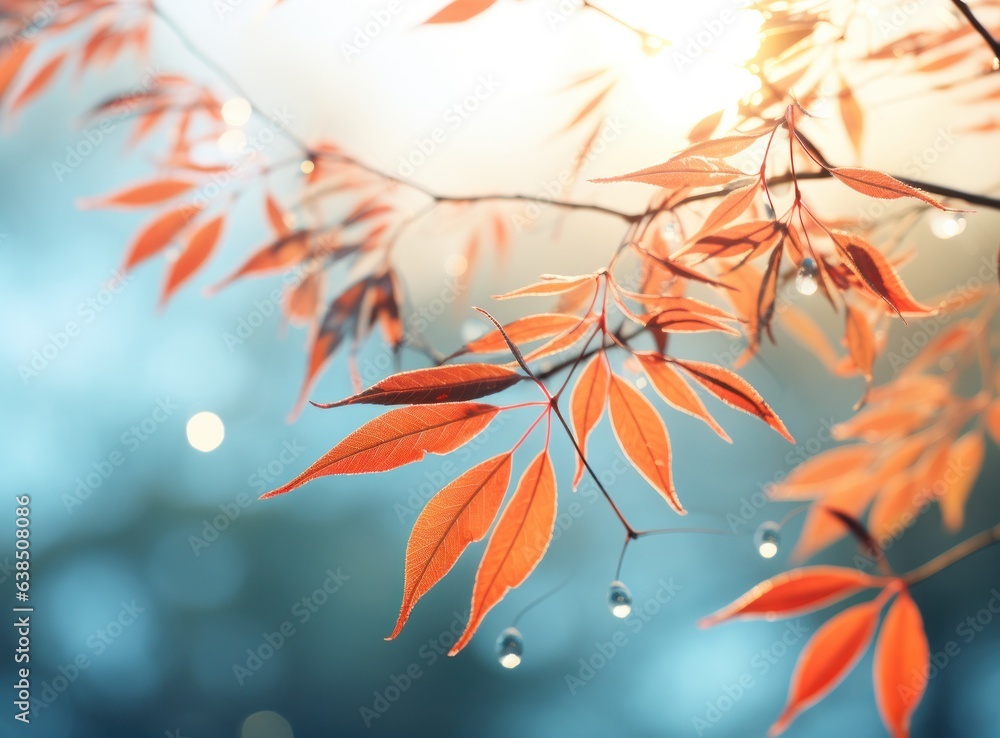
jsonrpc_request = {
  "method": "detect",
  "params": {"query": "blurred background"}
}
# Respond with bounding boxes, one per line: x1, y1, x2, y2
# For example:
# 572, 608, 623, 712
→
2, 0, 1000, 736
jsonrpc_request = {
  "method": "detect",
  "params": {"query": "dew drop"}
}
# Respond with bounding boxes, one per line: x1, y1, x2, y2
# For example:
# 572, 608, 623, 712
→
607, 580, 633, 618
930, 212, 966, 240
496, 627, 523, 669
795, 258, 819, 296
755, 522, 780, 559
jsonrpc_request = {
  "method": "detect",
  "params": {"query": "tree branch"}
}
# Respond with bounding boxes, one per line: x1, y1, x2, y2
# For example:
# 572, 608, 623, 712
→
904, 521, 1000, 584
950, 0, 1000, 62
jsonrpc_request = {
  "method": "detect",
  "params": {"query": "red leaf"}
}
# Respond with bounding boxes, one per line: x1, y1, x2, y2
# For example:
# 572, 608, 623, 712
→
450, 450, 557, 655
424, 0, 498, 23
265, 193, 290, 237
592, 156, 744, 189
689, 181, 762, 243
686, 220, 785, 260
0, 41, 35, 105
159, 215, 225, 306
832, 232, 932, 316
122, 204, 202, 271
830, 168, 947, 209
770, 598, 884, 735
570, 353, 610, 488
637, 352, 730, 442
81, 179, 197, 209
700, 567, 885, 626
608, 373, 683, 513
874, 590, 929, 738
674, 360, 794, 442
210, 231, 311, 293
263, 403, 501, 498
388, 452, 513, 640
493, 274, 597, 300
453, 313, 580, 357
10, 51, 66, 110
312, 364, 522, 408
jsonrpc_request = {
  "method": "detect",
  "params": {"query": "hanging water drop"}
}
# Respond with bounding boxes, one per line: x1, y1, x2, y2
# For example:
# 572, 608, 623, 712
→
930, 212, 966, 240
496, 627, 523, 669
607, 580, 633, 618
755, 522, 780, 559
795, 258, 819, 296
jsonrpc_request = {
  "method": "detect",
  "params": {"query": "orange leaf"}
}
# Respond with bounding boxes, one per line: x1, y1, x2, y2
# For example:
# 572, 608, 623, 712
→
769, 445, 878, 499
424, 0, 498, 23
313, 364, 522, 408
10, 50, 66, 110
450, 450, 557, 655
770, 597, 884, 735
832, 232, 932, 316
986, 401, 1000, 446
493, 274, 597, 300
388, 452, 513, 639
592, 156, 744, 189
454, 313, 580, 357
636, 352, 730, 442
937, 431, 985, 532
830, 168, 947, 209
686, 220, 785, 260
674, 360, 794, 442
159, 215, 224, 306
210, 231, 311, 292
263, 403, 501, 498
874, 590, 928, 738
689, 181, 762, 243
0, 41, 35, 105
122, 204, 202, 271
838, 82, 864, 157
700, 566, 885, 626
608, 374, 683, 513
265, 193, 290, 237
570, 353, 609, 488
845, 304, 875, 381
81, 179, 197, 209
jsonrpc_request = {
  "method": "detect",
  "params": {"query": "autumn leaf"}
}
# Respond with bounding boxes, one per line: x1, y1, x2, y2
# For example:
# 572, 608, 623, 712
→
312, 364, 523, 409
10, 51, 66, 111
122, 204, 202, 271
451, 450, 557, 655
829, 167, 947, 209
210, 231, 311, 293
874, 590, 929, 738
838, 81, 864, 157
686, 220, 785, 261
636, 352, 730, 442
607, 373, 683, 513
592, 156, 744, 189
0, 41, 35, 105
844, 304, 875, 382
700, 567, 885, 626
673, 360, 795, 442
80, 179, 197, 209
424, 0, 498, 23
160, 215, 225, 306
937, 432, 985, 532
570, 353, 610, 488
263, 403, 501, 498
388, 452, 513, 639
689, 181, 762, 243
770, 597, 884, 735
986, 401, 1000, 446
831, 231, 933, 316
451, 313, 580, 358
493, 274, 597, 300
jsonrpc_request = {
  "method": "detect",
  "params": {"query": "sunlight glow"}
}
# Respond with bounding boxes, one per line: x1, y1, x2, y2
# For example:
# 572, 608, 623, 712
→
186, 412, 225, 453
221, 97, 252, 126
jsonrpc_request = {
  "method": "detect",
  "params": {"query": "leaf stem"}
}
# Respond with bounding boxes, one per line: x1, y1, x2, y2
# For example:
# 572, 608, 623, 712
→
903, 521, 1000, 585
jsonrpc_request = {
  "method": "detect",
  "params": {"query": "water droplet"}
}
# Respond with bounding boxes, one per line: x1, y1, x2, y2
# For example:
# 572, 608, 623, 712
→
642, 35, 665, 55
755, 522, 780, 559
496, 627, 523, 669
186, 412, 225, 453
761, 196, 776, 220
993, 57, 1000, 72
795, 258, 819, 296
930, 212, 966, 240
300, 160, 315, 175
607, 580, 633, 618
